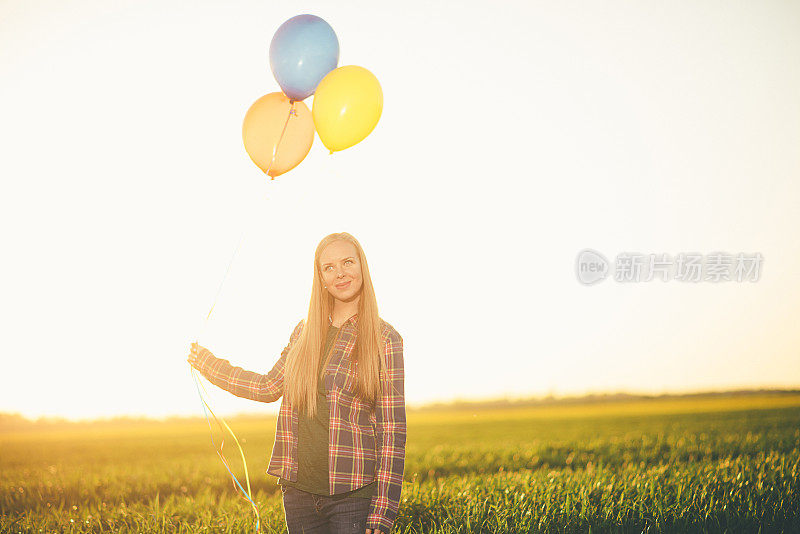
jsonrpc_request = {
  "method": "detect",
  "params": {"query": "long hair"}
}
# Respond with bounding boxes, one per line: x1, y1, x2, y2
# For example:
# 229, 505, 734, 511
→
283, 232, 385, 418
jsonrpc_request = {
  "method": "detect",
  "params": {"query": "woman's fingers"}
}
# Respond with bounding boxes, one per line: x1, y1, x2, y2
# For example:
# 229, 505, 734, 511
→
187, 342, 207, 364
187, 343, 199, 364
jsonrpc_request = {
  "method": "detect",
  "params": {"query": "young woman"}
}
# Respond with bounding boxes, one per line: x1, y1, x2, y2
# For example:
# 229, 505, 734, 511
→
187, 232, 406, 534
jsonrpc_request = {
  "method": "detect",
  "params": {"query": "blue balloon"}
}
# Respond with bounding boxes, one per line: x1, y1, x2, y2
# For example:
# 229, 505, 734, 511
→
269, 14, 339, 101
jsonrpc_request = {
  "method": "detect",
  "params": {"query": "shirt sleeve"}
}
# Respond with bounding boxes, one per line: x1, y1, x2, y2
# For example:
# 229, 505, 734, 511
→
190, 320, 304, 403
366, 330, 406, 532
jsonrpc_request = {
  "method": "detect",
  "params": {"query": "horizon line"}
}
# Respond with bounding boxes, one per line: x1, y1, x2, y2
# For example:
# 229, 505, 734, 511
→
2, 386, 799, 426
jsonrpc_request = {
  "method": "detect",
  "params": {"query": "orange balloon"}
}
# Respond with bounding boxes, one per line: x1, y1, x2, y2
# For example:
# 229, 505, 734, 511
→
242, 92, 314, 177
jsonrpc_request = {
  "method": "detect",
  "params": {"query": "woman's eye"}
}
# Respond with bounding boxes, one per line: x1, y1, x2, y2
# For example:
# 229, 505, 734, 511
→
345, 260, 353, 265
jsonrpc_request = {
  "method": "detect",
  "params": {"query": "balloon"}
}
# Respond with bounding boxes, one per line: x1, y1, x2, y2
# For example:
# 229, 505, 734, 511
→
269, 14, 339, 101
242, 92, 314, 178
312, 66, 383, 153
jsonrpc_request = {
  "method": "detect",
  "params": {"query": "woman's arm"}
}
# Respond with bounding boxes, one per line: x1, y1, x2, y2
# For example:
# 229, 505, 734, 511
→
190, 320, 304, 403
366, 329, 406, 533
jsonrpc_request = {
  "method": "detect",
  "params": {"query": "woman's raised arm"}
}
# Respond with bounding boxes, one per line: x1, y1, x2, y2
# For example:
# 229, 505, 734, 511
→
187, 320, 304, 403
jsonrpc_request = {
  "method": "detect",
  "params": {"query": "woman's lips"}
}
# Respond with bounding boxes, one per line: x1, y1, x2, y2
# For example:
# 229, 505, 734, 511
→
335, 281, 351, 289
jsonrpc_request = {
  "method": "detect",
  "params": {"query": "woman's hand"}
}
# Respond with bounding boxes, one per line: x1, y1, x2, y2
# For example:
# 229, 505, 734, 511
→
187, 342, 203, 365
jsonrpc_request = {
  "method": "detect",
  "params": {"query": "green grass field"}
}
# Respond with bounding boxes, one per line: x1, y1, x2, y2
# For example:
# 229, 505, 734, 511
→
2, 392, 799, 533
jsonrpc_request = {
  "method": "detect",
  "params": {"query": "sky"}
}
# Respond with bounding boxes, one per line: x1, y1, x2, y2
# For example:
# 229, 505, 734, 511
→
1, 0, 799, 421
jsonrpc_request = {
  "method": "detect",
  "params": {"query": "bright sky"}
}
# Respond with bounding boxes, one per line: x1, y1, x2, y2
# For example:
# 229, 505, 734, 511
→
2, 0, 799, 421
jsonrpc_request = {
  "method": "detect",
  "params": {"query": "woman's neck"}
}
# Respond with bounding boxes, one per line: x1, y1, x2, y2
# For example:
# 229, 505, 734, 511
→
330, 296, 359, 327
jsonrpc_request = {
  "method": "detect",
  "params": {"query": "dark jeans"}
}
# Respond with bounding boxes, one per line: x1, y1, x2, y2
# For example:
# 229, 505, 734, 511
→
281, 484, 371, 534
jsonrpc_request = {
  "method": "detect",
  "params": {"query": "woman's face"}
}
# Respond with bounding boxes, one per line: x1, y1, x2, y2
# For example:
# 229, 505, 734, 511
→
319, 240, 363, 303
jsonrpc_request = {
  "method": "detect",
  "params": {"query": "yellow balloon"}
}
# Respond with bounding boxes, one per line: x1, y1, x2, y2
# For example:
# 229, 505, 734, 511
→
242, 92, 314, 177
312, 65, 382, 153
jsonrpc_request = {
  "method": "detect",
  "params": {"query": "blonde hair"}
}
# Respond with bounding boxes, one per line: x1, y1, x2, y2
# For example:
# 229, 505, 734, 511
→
284, 232, 385, 417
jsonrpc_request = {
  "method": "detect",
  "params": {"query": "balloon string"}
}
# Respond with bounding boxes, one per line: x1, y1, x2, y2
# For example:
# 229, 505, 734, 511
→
200, 233, 245, 328
195, 178, 270, 342
264, 101, 297, 180
191, 181, 274, 533
191, 366, 261, 533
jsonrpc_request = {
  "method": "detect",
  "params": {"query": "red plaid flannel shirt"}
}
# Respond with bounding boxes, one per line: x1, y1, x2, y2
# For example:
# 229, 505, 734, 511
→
192, 314, 406, 533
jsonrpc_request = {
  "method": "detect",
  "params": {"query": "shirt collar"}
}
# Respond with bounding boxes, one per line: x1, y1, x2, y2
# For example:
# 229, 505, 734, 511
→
328, 313, 358, 328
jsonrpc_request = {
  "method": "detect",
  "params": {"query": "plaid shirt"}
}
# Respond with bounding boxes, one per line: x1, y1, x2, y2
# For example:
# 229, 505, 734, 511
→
192, 314, 406, 533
